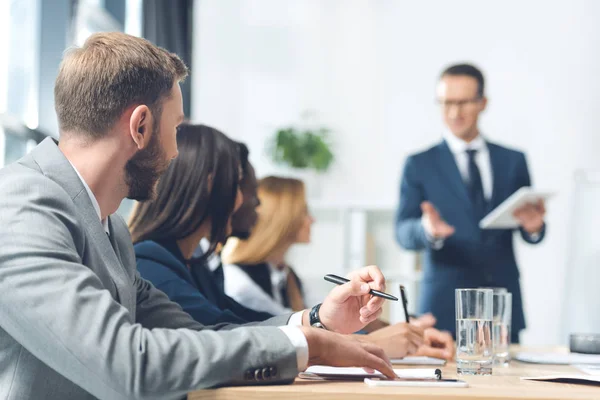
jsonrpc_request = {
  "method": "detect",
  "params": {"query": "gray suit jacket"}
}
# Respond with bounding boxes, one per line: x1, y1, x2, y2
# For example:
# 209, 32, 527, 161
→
0, 138, 298, 400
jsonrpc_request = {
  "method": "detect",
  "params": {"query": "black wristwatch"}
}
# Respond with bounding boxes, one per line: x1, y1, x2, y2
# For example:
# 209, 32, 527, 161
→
309, 303, 327, 330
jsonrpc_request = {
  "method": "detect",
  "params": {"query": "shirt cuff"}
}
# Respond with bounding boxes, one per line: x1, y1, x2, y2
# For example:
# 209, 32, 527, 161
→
278, 326, 309, 371
528, 231, 540, 241
424, 227, 445, 250
287, 311, 304, 326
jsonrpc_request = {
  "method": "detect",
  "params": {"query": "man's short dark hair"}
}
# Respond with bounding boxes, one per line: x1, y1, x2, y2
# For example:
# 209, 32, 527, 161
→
55, 32, 188, 139
440, 63, 485, 98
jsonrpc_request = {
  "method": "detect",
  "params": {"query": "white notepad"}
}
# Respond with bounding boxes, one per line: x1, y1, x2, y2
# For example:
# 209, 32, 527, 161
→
574, 364, 600, 375
479, 187, 554, 229
514, 352, 600, 365
390, 356, 446, 366
303, 366, 440, 380
521, 374, 600, 385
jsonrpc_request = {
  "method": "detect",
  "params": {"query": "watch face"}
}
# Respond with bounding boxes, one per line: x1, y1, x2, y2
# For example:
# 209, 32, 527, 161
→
311, 322, 325, 329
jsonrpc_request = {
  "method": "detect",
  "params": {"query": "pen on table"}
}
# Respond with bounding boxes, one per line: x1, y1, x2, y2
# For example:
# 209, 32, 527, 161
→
399, 285, 410, 323
323, 274, 398, 301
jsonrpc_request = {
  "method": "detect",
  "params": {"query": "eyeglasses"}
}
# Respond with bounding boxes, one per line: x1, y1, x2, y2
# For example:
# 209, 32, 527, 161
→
437, 97, 482, 109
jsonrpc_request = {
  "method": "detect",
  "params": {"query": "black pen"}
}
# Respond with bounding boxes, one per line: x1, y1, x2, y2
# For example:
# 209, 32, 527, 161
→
399, 285, 410, 323
324, 274, 398, 301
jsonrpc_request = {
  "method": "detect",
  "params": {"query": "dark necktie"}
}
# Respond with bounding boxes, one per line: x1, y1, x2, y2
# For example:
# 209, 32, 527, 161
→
466, 149, 486, 221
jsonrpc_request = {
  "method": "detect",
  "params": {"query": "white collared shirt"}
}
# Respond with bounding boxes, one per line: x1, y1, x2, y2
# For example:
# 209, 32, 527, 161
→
223, 263, 292, 315
269, 263, 290, 308
68, 161, 109, 234
443, 131, 493, 200
195, 239, 308, 370
197, 238, 222, 272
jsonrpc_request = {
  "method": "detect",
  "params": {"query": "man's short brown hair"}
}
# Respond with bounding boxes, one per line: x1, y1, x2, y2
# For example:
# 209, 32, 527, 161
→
54, 32, 188, 138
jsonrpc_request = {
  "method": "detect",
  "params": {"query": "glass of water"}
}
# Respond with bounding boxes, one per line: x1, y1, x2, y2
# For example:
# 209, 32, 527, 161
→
455, 288, 493, 375
492, 291, 512, 366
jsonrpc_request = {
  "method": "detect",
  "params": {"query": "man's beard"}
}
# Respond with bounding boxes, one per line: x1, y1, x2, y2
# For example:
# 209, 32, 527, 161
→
124, 127, 169, 201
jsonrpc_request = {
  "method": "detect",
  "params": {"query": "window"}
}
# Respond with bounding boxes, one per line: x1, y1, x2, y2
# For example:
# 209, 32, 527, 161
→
73, 0, 122, 46
0, 0, 42, 168
0, 0, 40, 129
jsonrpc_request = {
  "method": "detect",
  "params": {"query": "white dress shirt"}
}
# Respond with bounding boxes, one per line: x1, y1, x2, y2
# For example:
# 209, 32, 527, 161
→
195, 239, 307, 369
69, 161, 109, 234
443, 131, 493, 200
223, 263, 292, 315
68, 163, 310, 370
196, 238, 223, 272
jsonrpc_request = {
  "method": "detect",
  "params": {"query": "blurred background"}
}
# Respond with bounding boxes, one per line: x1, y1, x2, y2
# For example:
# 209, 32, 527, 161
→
2, 0, 599, 346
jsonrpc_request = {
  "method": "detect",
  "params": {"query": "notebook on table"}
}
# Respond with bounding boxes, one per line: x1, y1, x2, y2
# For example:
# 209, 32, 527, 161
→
521, 374, 600, 385
300, 366, 441, 381
390, 356, 446, 366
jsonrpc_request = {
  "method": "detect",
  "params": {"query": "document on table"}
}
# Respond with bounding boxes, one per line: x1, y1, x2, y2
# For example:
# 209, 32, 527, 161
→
521, 374, 600, 385
574, 364, 600, 375
301, 366, 441, 380
514, 352, 600, 365
390, 356, 446, 366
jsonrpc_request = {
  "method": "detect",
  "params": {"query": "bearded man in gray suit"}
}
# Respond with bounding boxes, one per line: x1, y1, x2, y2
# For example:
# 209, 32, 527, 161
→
0, 33, 423, 400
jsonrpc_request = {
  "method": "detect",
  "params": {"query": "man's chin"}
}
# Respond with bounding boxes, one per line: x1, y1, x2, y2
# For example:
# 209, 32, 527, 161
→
126, 183, 158, 202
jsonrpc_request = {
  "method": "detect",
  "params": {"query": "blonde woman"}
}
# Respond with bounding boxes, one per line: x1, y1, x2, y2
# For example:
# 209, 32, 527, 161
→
222, 176, 312, 315
224, 178, 456, 360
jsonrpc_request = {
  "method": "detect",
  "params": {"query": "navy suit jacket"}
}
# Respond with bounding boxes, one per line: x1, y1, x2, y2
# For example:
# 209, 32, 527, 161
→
134, 240, 273, 325
395, 140, 545, 341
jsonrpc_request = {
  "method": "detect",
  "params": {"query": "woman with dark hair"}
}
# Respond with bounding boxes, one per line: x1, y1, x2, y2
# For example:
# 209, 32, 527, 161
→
129, 123, 273, 325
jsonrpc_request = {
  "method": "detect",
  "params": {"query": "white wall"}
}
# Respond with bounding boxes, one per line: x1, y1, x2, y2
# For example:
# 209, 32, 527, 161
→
192, 0, 600, 345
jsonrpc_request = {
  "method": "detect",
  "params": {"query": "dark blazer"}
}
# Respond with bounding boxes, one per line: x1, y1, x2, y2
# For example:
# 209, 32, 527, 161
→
238, 263, 304, 310
135, 240, 273, 325
395, 140, 545, 342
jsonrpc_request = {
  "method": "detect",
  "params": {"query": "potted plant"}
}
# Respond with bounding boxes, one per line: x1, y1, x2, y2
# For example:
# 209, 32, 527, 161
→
268, 123, 334, 198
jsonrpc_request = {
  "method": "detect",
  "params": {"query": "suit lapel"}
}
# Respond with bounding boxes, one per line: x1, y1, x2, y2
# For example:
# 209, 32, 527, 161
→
29, 138, 135, 311
73, 194, 134, 309
435, 141, 474, 213
487, 143, 504, 212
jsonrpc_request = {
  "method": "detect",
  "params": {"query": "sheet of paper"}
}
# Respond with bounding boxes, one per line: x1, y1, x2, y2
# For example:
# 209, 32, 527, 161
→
514, 352, 600, 365
304, 366, 440, 379
574, 364, 600, 375
521, 374, 600, 385
390, 356, 446, 366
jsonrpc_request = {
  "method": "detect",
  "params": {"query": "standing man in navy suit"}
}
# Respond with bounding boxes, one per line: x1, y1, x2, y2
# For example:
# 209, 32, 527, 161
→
395, 64, 546, 343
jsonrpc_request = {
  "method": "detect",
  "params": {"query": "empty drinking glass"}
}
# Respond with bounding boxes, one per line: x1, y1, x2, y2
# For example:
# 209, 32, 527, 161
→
492, 291, 512, 366
456, 288, 494, 375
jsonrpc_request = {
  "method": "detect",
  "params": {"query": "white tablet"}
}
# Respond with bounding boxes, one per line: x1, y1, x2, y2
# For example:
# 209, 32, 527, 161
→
479, 187, 554, 229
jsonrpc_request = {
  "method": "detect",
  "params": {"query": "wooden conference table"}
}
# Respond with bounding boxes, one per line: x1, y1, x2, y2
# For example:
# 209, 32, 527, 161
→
188, 347, 600, 400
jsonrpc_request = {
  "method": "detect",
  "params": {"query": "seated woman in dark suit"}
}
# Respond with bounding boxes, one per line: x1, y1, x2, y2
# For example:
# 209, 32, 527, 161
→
222, 176, 313, 314
128, 123, 273, 325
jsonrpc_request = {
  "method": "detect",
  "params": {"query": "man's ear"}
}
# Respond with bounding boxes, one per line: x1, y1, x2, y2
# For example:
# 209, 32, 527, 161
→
129, 105, 153, 150
479, 96, 488, 113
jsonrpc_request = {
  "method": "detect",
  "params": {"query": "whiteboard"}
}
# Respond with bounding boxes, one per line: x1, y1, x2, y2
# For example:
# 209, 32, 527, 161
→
561, 170, 600, 339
